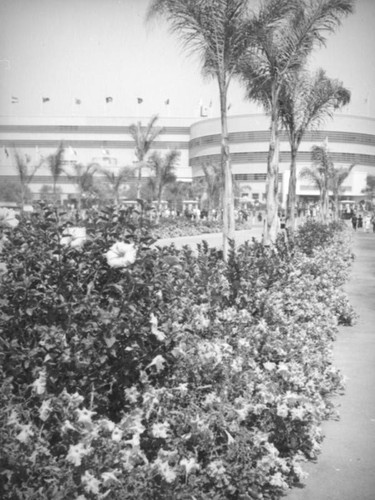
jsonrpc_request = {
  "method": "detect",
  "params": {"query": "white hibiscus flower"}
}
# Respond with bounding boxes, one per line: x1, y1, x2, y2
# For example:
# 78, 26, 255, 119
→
0, 207, 18, 228
105, 242, 137, 268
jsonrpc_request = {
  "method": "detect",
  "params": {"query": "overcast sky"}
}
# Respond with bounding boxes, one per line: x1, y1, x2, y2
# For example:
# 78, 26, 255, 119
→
0, 0, 374, 120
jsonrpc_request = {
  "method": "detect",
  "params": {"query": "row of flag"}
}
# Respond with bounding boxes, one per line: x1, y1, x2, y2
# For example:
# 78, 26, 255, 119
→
10, 96, 170, 105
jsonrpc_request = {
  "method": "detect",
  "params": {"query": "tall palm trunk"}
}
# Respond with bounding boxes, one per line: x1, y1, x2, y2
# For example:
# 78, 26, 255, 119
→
286, 143, 298, 233
321, 180, 329, 222
264, 95, 280, 246
136, 163, 143, 199
219, 79, 234, 259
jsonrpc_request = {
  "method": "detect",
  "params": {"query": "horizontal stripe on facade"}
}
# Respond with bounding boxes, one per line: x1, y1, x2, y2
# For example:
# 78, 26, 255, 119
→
190, 151, 375, 167
0, 139, 188, 150
190, 130, 375, 149
0, 125, 190, 136
195, 173, 282, 182
0, 174, 192, 184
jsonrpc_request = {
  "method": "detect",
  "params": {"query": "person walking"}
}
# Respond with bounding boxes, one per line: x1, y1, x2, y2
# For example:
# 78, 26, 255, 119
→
371, 213, 375, 233
357, 213, 363, 230
364, 213, 372, 233
351, 213, 358, 231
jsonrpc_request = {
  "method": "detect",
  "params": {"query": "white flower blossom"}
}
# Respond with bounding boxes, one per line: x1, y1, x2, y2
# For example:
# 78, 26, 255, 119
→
60, 227, 87, 248
0, 207, 18, 228
153, 458, 177, 483
125, 433, 140, 448
152, 421, 170, 439
81, 470, 101, 495
105, 242, 137, 268
16, 424, 34, 443
32, 369, 47, 395
207, 459, 226, 477
147, 354, 167, 372
101, 471, 120, 484
61, 420, 76, 433
203, 392, 221, 407
180, 457, 200, 476
7, 409, 19, 426
150, 313, 166, 341
76, 408, 96, 426
291, 407, 305, 420
124, 386, 140, 404
276, 404, 289, 418
100, 419, 115, 432
111, 427, 123, 442
269, 471, 288, 489
39, 399, 52, 421
66, 443, 92, 466
264, 361, 276, 371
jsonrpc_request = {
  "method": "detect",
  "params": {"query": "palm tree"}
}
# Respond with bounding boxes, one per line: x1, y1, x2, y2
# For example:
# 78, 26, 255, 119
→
45, 142, 65, 202
201, 162, 223, 214
146, 149, 180, 221
70, 163, 98, 212
129, 115, 164, 199
329, 163, 355, 219
279, 68, 351, 232
164, 180, 193, 213
239, 0, 354, 245
101, 167, 135, 206
300, 143, 334, 222
13, 149, 42, 212
147, 0, 250, 258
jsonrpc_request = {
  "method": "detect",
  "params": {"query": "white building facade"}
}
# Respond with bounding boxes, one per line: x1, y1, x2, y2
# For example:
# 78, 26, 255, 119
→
189, 114, 375, 208
1, 113, 375, 207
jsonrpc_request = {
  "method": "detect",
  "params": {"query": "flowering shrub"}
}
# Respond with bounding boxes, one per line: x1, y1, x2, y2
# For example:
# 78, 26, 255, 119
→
0, 205, 355, 499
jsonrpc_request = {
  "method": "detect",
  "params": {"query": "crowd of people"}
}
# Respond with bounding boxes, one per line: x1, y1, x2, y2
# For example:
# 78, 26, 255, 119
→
350, 211, 375, 232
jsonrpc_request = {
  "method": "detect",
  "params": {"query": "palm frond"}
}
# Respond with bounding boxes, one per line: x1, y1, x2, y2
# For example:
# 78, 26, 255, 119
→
147, 0, 250, 82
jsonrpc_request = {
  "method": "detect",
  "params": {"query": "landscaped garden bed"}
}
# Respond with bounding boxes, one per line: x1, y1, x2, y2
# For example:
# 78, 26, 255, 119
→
0, 204, 356, 499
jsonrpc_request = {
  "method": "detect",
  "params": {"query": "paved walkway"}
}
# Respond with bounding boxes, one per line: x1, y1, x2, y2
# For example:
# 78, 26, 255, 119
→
154, 224, 264, 250
285, 230, 375, 500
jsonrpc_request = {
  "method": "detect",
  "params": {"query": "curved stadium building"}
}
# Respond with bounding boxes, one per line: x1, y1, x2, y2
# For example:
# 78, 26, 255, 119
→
1, 113, 375, 207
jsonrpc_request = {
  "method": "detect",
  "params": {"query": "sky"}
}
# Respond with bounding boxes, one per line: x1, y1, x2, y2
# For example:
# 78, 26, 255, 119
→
0, 0, 374, 120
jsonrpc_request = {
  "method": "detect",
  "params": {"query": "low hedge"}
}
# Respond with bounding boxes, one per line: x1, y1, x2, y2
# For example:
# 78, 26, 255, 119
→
0, 204, 355, 499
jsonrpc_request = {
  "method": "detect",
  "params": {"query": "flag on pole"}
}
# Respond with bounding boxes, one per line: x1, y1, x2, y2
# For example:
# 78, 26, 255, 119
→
105, 97, 113, 103
75, 98, 81, 105
11, 96, 19, 104
42, 97, 50, 103
137, 97, 143, 104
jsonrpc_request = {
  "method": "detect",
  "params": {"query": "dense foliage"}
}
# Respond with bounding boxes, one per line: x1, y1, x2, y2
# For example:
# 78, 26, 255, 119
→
0, 205, 355, 499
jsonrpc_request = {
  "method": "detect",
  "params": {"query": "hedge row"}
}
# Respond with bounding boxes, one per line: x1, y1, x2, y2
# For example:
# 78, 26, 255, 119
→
0, 205, 356, 499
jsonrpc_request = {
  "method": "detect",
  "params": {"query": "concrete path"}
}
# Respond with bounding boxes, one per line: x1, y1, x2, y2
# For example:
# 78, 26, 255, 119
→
154, 224, 264, 250
285, 231, 375, 500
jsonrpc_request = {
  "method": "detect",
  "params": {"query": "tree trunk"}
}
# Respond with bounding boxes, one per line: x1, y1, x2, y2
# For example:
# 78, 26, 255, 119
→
264, 104, 280, 246
286, 144, 298, 233
219, 80, 234, 260
136, 166, 142, 199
